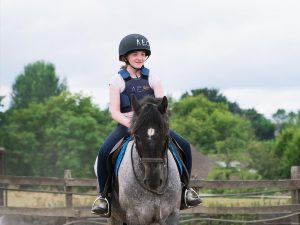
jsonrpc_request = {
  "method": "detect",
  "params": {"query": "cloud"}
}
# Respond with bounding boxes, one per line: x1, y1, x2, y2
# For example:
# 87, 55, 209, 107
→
223, 88, 300, 118
1, 0, 300, 116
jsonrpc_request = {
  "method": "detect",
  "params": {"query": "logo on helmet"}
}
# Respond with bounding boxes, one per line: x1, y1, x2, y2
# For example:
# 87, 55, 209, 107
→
136, 38, 149, 47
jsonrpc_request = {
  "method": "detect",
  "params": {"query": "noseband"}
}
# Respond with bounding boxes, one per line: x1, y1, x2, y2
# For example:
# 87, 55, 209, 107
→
140, 157, 165, 164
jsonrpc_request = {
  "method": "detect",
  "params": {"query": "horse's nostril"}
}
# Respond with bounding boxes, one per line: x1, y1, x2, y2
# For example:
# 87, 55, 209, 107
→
144, 179, 147, 185
160, 179, 163, 186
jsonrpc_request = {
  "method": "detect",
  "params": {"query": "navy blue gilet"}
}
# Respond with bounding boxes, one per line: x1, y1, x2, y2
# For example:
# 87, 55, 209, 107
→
118, 66, 155, 113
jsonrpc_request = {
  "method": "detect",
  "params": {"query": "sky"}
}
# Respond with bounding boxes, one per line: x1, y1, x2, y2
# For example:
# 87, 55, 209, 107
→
1, 0, 300, 118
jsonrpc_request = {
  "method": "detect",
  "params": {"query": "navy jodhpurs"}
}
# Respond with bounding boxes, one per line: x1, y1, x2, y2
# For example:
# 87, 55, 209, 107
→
96, 124, 192, 194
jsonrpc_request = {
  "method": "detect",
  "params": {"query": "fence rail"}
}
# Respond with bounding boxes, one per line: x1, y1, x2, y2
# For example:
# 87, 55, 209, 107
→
1, 205, 300, 217
0, 167, 300, 223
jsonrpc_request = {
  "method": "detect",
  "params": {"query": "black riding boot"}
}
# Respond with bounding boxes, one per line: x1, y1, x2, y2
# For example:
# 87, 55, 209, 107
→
180, 187, 202, 210
91, 195, 111, 217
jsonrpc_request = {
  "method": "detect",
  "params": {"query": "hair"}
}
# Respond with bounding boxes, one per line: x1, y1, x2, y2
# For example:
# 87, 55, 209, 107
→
120, 64, 127, 69
120, 55, 128, 69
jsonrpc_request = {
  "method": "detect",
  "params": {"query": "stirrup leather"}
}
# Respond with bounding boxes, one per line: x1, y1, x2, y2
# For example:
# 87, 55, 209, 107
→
184, 188, 200, 208
91, 196, 110, 216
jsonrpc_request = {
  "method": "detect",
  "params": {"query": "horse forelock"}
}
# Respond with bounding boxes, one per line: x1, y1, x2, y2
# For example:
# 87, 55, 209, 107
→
129, 97, 169, 136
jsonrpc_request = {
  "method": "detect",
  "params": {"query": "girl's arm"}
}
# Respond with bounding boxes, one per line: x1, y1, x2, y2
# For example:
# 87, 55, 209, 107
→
153, 80, 164, 98
109, 85, 131, 128
151, 74, 165, 98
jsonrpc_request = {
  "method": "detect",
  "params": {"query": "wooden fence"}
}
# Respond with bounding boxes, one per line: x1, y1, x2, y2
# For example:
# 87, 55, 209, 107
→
0, 167, 300, 224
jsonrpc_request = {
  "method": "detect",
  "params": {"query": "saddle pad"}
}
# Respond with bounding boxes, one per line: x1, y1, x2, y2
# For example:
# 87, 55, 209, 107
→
169, 142, 183, 175
114, 136, 133, 177
114, 138, 184, 177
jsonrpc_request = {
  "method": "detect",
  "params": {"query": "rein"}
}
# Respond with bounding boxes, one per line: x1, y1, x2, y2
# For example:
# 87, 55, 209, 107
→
131, 141, 169, 195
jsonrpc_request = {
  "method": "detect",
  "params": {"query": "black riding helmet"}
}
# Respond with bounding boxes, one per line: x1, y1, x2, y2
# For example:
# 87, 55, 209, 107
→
119, 34, 151, 61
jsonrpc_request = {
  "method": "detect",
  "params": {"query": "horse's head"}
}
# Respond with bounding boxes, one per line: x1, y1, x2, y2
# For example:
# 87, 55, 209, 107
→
129, 95, 169, 191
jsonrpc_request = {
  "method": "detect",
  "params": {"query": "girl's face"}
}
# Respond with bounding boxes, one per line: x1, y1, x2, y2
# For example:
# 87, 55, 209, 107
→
127, 51, 146, 69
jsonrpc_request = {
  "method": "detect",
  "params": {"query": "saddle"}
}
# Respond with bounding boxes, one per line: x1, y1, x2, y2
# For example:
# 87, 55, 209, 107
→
169, 137, 190, 187
100, 137, 130, 196
102, 136, 190, 197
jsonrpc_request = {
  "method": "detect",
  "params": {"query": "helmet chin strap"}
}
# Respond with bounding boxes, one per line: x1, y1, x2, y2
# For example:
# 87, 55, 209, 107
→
124, 55, 148, 77
125, 60, 142, 77
129, 63, 141, 71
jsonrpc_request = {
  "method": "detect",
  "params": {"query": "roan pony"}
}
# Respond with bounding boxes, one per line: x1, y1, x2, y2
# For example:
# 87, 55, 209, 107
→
110, 95, 181, 225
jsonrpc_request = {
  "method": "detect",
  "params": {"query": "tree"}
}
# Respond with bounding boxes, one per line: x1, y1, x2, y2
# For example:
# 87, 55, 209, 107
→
0, 96, 4, 108
242, 109, 275, 140
170, 95, 255, 155
170, 95, 221, 153
11, 61, 67, 109
0, 96, 6, 144
272, 109, 289, 125
3, 92, 114, 177
185, 88, 243, 114
274, 125, 300, 178
0, 96, 6, 145
247, 141, 281, 179
213, 110, 254, 165
184, 88, 274, 140
170, 94, 257, 182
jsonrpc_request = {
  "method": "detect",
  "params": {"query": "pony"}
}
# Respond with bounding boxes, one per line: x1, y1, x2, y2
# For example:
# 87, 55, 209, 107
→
110, 95, 182, 225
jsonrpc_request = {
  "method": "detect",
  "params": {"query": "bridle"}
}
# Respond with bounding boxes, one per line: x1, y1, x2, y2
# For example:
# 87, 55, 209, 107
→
131, 134, 170, 195
133, 134, 169, 164
129, 98, 170, 194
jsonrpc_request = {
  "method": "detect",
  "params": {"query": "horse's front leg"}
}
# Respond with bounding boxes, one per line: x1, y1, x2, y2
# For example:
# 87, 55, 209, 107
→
165, 211, 180, 225
109, 217, 124, 225
158, 220, 167, 225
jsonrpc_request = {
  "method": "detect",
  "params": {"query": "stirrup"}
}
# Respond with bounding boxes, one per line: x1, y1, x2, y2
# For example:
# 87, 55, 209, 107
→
184, 188, 200, 208
91, 196, 110, 217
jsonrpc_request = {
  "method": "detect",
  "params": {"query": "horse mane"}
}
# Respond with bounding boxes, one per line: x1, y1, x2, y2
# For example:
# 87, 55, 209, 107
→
129, 96, 169, 135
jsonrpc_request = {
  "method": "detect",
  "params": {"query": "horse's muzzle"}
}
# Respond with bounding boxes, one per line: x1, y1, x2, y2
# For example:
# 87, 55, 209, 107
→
141, 159, 167, 191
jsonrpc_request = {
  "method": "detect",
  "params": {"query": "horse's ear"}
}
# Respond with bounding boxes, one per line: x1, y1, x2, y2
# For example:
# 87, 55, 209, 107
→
158, 96, 168, 114
131, 95, 141, 114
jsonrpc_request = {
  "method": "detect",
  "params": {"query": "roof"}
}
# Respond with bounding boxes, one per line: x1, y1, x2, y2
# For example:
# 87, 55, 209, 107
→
190, 145, 216, 180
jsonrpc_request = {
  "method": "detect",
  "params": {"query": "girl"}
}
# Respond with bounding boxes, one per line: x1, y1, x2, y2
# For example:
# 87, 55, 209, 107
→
92, 34, 201, 216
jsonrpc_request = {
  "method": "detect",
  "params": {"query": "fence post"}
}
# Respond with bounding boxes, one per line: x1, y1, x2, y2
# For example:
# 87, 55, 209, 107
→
64, 169, 73, 208
291, 166, 300, 224
0, 147, 6, 206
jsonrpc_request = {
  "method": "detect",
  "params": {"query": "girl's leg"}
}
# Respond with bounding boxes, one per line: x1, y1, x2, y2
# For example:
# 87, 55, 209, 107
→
169, 130, 202, 209
169, 130, 192, 176
97, 124, 129, 194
